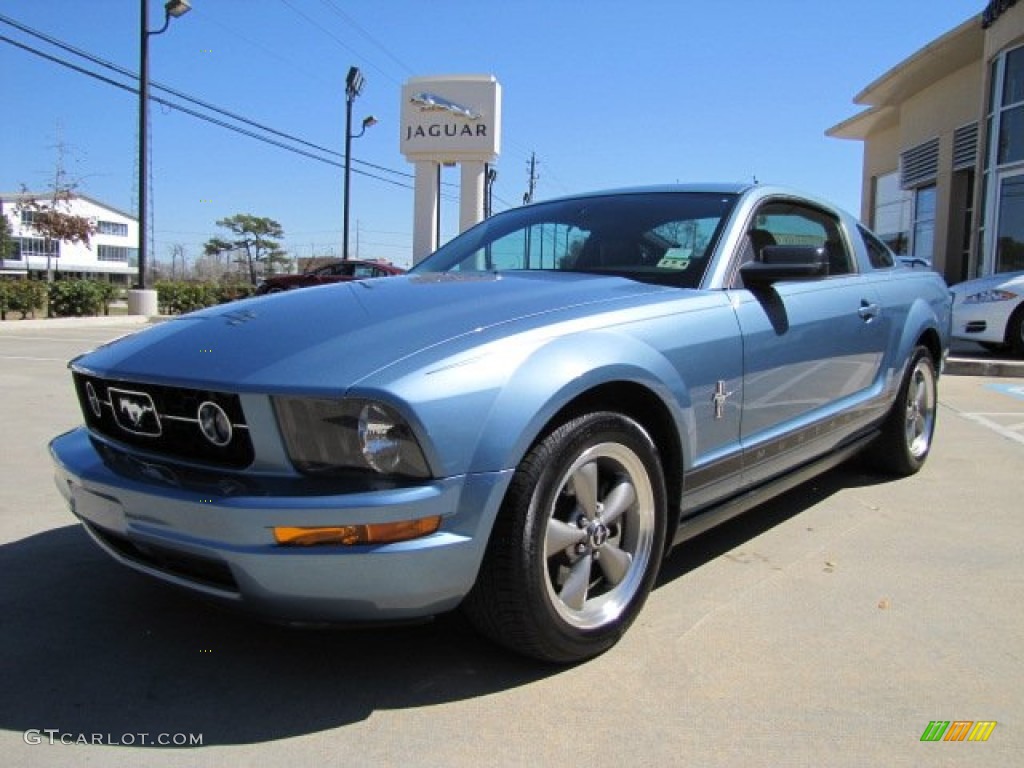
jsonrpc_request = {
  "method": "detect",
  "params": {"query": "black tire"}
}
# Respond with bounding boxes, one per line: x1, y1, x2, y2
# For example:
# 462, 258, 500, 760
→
1007, 305, 1024, 358
463, 412, 667, 663
868, 346, 938, 476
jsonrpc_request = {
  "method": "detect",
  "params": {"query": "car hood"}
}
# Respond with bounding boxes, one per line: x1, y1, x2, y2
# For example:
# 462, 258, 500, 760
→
951, 270, 1024, 298
74, 273, 674, 393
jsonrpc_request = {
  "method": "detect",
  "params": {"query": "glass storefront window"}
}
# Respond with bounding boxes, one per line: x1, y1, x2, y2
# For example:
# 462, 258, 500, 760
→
872, 171, 913, 254
998, 104, 1024, 164
1001, 46, 1024, 106
995, 174, 1024, 273
912, 185, 936, 262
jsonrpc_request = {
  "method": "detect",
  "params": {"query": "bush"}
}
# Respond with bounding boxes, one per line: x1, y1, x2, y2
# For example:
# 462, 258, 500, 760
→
217, 280, 256, 303
48, 279, 105, 317
93, 281, 119, 315
156, 281, 216, 315
5, 280, 48, 319
156, 280, 255, 315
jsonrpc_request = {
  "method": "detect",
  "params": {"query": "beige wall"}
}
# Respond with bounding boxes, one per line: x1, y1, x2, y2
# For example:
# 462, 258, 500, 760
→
860, 123, 900, 223
984, 4, 1024, 61
855, 61, 983, 280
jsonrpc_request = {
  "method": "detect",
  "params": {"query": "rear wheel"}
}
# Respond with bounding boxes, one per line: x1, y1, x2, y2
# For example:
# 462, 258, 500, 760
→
463, 412, 667, 663
868, 346, 937, 476
1007, 305, 1024, 358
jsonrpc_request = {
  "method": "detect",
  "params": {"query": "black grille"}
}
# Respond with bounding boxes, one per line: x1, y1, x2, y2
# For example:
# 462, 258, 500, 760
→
73, 372, 254, 469
85, 522, 238, 592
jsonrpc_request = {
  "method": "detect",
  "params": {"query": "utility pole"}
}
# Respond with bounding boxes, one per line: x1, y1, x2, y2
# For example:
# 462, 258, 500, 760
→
523, 152, 538, 205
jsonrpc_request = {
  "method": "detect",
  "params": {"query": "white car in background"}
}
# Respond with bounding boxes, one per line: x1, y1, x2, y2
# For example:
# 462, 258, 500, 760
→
951, 271, 1024, 357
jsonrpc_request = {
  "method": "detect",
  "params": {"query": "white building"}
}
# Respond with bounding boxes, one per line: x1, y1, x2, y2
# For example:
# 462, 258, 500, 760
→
0, 192, 138, 283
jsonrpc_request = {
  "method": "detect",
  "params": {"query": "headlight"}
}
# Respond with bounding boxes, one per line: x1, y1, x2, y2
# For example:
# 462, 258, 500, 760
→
273, 397, 430, 478
963, 289, 1018, 304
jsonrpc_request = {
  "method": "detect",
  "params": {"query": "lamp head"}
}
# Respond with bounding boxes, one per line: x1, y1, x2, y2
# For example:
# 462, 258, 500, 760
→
164, 0, 192, 18
346, 67, 365, 98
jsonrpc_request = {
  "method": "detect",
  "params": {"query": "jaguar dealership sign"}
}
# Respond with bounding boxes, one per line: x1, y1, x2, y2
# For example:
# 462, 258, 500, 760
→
400, 75, 502, 261
400, 75, 501, 162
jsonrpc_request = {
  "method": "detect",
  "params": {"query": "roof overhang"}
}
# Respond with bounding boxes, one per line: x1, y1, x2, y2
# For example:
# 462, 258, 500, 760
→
854, 16, 983, 108
826, 105, 898, 141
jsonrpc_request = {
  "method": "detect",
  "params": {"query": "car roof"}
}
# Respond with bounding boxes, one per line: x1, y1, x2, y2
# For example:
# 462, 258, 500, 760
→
540, 183, 754, 203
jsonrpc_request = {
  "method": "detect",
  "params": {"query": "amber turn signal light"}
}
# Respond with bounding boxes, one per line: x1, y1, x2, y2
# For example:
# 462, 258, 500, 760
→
273, 516, 441, 546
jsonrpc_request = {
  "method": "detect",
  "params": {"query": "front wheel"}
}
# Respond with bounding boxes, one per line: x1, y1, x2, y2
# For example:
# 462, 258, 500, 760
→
868, 346, 938, 476
463, 412, 667, 663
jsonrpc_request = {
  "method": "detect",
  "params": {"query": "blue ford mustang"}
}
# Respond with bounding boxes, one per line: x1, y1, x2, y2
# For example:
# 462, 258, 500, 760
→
50, 184, 951, 662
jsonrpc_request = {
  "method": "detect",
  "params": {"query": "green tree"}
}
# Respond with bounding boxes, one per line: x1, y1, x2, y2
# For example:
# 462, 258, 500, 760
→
0, 210, 16, 260
204, 214, 285, 286
14, 185, 95, 283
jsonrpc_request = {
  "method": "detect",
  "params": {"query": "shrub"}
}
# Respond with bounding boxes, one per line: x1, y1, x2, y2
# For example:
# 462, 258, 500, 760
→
156, 281, 217, 315
6, 280, 48, 319
48, 280, 104, 317
93, 281, 119, 315
217, 280, 256, 304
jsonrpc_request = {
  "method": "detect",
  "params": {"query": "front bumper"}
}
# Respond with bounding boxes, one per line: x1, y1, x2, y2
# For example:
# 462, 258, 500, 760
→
50, 427, 512, 622
951, 302, 1015, 344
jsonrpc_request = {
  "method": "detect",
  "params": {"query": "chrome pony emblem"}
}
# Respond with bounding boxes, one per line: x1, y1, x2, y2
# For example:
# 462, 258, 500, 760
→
409, 92, 481, 120
712, 380, 734, 420
108, 388, 161, 436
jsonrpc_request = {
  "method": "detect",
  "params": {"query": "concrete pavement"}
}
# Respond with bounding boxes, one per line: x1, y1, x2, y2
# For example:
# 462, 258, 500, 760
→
0, 319, 1021, 767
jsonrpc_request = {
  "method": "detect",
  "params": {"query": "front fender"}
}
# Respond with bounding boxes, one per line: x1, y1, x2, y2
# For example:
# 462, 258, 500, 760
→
466, 330, 694, 474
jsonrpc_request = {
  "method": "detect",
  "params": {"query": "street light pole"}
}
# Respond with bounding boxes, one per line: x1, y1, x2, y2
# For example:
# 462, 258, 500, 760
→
343, 67, 376, 261
137, 0, 190, 293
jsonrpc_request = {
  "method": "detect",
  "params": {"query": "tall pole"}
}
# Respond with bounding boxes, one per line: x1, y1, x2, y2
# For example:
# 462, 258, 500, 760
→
343, 88, 354, 260
137, 0, 150, 289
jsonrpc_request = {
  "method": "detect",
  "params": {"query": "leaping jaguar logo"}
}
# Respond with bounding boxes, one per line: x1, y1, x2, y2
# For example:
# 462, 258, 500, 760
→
108, 387, 161, 436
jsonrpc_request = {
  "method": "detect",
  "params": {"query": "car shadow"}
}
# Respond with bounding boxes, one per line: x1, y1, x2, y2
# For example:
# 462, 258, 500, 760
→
0, 526, 551, 747
1, 463, 890, 747
656, 462, 888, 586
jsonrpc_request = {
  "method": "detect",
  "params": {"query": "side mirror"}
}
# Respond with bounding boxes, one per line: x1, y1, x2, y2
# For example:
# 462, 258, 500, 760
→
740, 245, 828, 286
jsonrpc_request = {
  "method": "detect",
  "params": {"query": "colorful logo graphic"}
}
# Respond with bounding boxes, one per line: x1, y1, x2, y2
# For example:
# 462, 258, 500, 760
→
920, 721, 997, 742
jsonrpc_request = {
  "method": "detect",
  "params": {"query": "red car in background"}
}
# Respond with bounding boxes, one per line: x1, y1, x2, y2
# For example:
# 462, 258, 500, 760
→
256, 259, 405, 294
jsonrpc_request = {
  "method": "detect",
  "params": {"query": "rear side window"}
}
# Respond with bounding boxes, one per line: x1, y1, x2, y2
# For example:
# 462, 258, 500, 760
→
859, 225, 895, 268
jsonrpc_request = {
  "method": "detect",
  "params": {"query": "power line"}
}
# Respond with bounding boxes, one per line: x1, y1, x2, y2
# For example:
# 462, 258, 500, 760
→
0, 31, 420, 191
0, 13, 448, 188
318, 0, 417, 78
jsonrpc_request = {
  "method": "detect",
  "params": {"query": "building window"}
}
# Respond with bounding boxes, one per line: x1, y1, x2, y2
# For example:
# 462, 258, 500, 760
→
872, 171, 913, 254
97, 245, 137, 263
912, 185, 937, 262
998, 46, 1024, 164
982, 43, 1024, 275
97, 220, 128, 237
18, 237, 59, 258
995, 173, 1024, 273
20, 210, 38, 226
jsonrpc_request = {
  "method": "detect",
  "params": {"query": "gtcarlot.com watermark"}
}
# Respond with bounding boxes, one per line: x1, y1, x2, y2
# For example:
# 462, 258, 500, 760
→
24, 730, 203, 747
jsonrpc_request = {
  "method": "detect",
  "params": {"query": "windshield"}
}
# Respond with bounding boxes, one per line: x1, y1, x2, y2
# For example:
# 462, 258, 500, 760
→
411, 191, 738, 288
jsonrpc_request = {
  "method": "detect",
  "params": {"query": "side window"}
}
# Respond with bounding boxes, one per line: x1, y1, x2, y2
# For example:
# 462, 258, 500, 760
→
352, 264, 375, 277
859, 225, 895, 268
748, 201, 853, 277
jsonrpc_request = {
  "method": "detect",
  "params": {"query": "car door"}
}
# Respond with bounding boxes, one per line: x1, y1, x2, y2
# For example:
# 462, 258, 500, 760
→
726, 200, 889, 486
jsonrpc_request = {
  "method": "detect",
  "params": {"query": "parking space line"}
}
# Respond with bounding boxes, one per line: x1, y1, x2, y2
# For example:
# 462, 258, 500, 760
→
960, 413, 1024, 446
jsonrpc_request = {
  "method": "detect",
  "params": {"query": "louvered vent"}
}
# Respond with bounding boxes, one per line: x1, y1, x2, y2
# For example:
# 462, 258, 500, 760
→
953, 123, 978, 169
900, 138, 940, 188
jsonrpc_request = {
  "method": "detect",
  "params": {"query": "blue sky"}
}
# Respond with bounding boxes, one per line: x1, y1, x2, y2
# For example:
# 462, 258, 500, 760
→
1, 1, 975, 269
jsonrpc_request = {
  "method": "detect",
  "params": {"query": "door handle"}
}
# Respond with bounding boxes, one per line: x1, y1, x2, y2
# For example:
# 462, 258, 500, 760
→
858, 300, 880, 321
